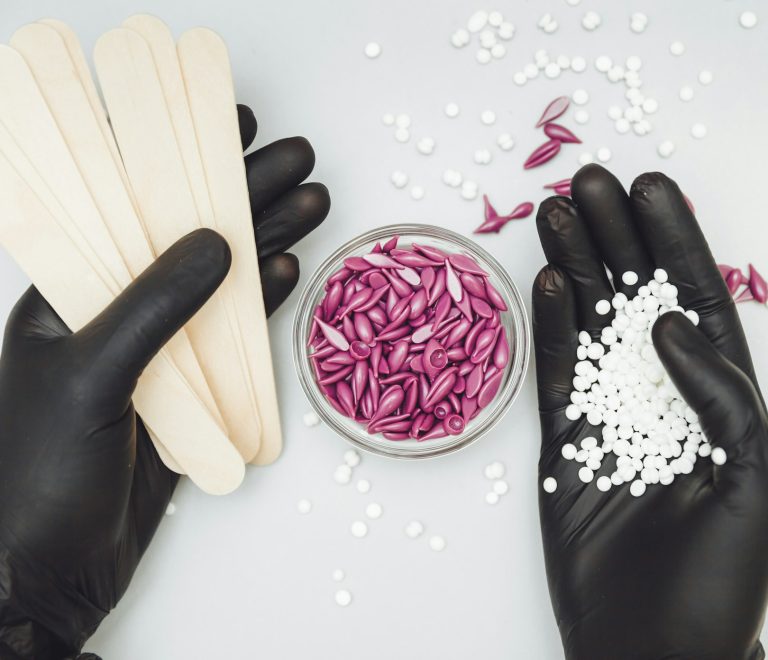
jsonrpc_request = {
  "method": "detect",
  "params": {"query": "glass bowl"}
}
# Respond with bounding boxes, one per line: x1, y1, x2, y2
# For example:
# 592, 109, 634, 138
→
293, 224, 529, 459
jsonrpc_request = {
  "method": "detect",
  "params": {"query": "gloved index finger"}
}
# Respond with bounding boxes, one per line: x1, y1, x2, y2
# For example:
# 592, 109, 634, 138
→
629, 172, 756, 383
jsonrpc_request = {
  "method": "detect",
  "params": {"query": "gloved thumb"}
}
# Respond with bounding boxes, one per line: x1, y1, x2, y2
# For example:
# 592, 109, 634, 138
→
76, 228, 231, 389
652, 311, 768, 481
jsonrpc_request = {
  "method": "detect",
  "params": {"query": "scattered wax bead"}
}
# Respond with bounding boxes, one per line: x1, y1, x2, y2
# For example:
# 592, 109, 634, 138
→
476, 48, 492, 64
572, 89, 589, 105
474, 149, 493, 165
498, 21, 515, 39
657, 141, 675, 158
297, 499, 312, 514
595, 55, 612, 72
410, 186, 425, 200
562, 443, 578, 460
491, 44, 507, 59
350, 521, 368, 538
669, 41, 685, 56
654, 269, 668, 283
543, 477, 558, 493
445, 102, 460, 118
429, 535, 446, 552
405, 521, 424, 538
615, 119, 630, 134
574, 110, 589, 124
391, 171, 409, 188
622, 271, 639, 285
451, 29, 470, 48
596, 476, 612, 492
165, 503, 176, 515
365, 502, 383, 519
698, 70, 713, 85
582, 11, 601, 30
303, 411, 320, 427
544, 62, 561, 78
395, 113, 411, 128
394, 127, 410, 143
740, 11, 758, 28
630, 480, 646, 497
642, 98, 658, 114
497, 133, 515, 150
711, 447, 727, 466
335, 589, 352, 607
416, 137, 436, 155
608, 105, 623, 120
467, 10, 488, 32
485, 491, 500, 505
344, 449, 361, 467
364, 42, 382, 58
485, 461, 506, 479
565, 404, 582, 420
578, 467, 594, 483
334, 465, 352, 484
595, 299, 611, 315
679, 85, 695, 102
382, 113, 395, 126
493, 480, 509, 495
578, 152, 593, 166
513, 71, 528, 86
571, 56, 587, 72
481, 110, 497, 125
488, 10, 504, 27
356, 479, 371, 494
625, 55, 642, 71
691, 123, 707, 139
332, 569, 345, 582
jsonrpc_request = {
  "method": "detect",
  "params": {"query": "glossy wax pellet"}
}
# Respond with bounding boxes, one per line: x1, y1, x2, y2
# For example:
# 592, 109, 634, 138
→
308, 237, 512, 442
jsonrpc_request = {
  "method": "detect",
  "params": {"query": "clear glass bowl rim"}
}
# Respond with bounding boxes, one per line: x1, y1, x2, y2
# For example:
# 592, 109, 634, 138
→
292, 223, 530, 460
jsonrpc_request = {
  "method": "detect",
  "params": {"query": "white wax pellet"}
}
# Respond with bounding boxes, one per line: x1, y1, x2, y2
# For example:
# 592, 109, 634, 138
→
577, 345, 588, 360
297, 498, 312, 514
416, 137, 436, 155
429, 535, 446, 552
595, 55, 612, 72
524, 63, 539, 78
711, 447, 727, 466
165, 502, 176, 515
497, 133, 515, 150
578, 151, 594, 165
543, 477, 558, 493
334, 465, 352, 484
344, 449, 361, 467
571, 56, 587, 72
444, 102, 460, 118
491, 43, 507, 59
698, 70, 713, 85
582, 11, 601, 30
685, 309, 700, 326
365, 502, 383, 519
699, 443, 712, 458
488, 10, 504, 27
625, 55, 642, 71
587, 410, 603, 426
476, 48, 492, 64
622, 271, 639, 285
303, 411, 320, 427
485, 491, 500, 505
565, 404, 582, 420
460, 181, 478, 200
608, 105, 623, 120
479, 29, 496, 49
629, 480, 646, 497
572, 89, 589, 105
395, 113, 411, 128
557, 55, 571, 69
642, 98, 658, 114
335, 589, 352, 607
394, 127, 410, 143
410, 186, 425, 200
657, 140, 675, 158
579, 331, 592, 346
596, 476, 612, 492
405, 520, 424, 538
562, 443, 578, 460
574, 110, 590, 124
669, 41, 685, 56
474, 149, 492, 165
578, 466, 594, 483
486, 461, 505, 479
481, 110, 497, 125
615, 118, 630, 135
442, 169, 463, 187
740, 11, 758, 29
595, 299, 611, 315
356, 479, 371, 494
679, 85, 695, 102
350, 521, 368, 538
513, 71, 528, 86
364, 42, 382, 59
468, 10, 488, 32
544, 62, 561, 78
493, 480, 509, 495
581, 436, 598, 450
691, 123, 707, 139
544, 20, 559, 34
391, 171, 408, 188
498, 21, 515, 39
382, 113, 395, 126
630, 12, 648, 33
332, 569, 345, 582
607, 66, 624, 83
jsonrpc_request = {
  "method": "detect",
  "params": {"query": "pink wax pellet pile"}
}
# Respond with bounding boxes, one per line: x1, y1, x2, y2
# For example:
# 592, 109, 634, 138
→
308, 236, 512, 442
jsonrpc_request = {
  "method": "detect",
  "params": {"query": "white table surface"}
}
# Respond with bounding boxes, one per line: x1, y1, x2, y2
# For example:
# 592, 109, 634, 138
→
1, 1, 766, 658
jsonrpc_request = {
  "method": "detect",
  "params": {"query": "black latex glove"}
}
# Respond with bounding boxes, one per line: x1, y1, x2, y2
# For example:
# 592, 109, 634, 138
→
533, 165, 768, 660
0, 105, 329, 660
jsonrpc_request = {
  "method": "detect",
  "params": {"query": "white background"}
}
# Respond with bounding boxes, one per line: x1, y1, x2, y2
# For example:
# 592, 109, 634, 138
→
1, 1, 767, 658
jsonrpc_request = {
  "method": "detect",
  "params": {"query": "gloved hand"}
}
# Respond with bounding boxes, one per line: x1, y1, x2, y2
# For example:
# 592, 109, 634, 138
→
0, 105, 329, 660
533, 164, 768, 660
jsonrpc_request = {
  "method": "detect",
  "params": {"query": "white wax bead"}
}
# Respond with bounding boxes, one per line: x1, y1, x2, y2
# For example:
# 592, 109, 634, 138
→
669, 41, 685, 56
485, 491, 500, 505
586, 457, 601, 471
481, 110, 497, 125
165, 502, 176, 515
685, 310, 700, 325
356, 479, 371, 494
573, 89, 589, 105
574, 110, 590, 124
581, 436, 598, 450
578, 467, 594, 483
488, 11, 504, 26
578, 152, 594, 165
629, 480, 646, 497
524, 63, 540, 78
491, 44, 507, 59
494, 480, 509, 495
595, 299, 611, 315
382, 113, 395, 126
698, 70, 713, 85
487, 461, 506, 479
557, 55, 571, 69
679, 85, 695, 102
513, 71, 527, 86
544, 62, 561, 78
740, 11, 758, 29
365, 502, 383, 519
596, 475, 612, 492
498, 22, 515, 39
364, 42, 382, 58
405, 520, 424, 538
497, 133, 515, 150
474, 149, 493, 165
334, 465, 352, 484
571, 56, 587, 72
608, 105, 623, 120
691, 123, 707, 139
444, 102, 460, 118
595, 55, 612, 72
344, 449, 361, 467
429, 535, 446, 552
451, 29, 470, 48
578, 331, 592, 346
332, 569, 345, 582
303, 411, 321, 427
410, 186, 425, 201
468, 10, 489, 32
575, 449, 589, 462
543, 477, 558, 493
711, 447, 727, 465
622, 271, 639, 286
642, 99, 658, 114
335, 589, 352, 607
350, 521, 368, 538
577, 345, 588, 360
611, 472, 624, 486
394, 128, 410, 143
699, 443, 712, 458
297, 498, 312, 514
480, 29, 497, 48
476, 49, 492, 64
615, 119, 630, 134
